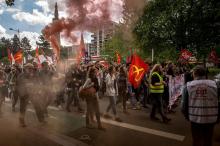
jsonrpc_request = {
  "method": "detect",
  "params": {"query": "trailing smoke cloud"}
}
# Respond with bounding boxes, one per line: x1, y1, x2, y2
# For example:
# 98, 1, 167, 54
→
42, 0, 114, 60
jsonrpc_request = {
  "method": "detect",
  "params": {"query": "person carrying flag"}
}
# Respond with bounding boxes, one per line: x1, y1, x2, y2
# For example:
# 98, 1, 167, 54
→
149, 64, 171, 123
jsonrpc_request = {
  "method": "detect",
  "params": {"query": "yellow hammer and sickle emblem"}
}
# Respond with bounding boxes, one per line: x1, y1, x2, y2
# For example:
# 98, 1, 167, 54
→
132, 65, 144, 82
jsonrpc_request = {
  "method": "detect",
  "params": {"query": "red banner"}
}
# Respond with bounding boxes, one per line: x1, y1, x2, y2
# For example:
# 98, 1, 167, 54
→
209, 48, 219, 64
180, 49, 192, 60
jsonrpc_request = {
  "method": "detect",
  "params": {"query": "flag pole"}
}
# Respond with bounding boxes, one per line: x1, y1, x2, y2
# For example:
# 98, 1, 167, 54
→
152, 48, 154, 62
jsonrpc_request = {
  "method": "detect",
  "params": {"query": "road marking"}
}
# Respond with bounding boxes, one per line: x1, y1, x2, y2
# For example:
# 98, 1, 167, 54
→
100, 118, 185, 141
48, 106, 60, 111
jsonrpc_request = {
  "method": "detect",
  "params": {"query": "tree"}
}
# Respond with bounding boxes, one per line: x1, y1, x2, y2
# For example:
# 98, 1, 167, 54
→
0, 43, 7, 59
103, 29, 124, 58
11, 34, 21, 53
1, 37, 12, 48
36, 34, 52, 56
21, 37, 31, 57
5, 0, 15, 6
134, 0, 220, 61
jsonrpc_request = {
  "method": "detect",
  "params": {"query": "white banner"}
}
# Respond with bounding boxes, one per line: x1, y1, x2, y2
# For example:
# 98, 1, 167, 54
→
168, 74, 184, 108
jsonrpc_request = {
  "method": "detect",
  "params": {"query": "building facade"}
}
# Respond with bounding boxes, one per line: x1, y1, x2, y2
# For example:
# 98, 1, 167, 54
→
89, 21, 118, 57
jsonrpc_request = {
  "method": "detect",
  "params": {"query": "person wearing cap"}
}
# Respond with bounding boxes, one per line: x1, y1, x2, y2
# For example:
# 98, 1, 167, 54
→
181, 65, 220, 146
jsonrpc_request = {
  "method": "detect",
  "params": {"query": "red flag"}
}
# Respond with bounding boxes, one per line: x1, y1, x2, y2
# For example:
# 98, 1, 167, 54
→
76, 33, 86, 64
128, 54, 149, 88
209, 48, 219, 64
7, 48, 12, 63
116, 52, 121, 64
13, 50, 23, 64
180, 49, 192, 60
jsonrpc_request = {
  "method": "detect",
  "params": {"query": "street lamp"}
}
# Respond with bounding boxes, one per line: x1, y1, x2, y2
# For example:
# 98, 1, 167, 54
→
9, 28, 20, 39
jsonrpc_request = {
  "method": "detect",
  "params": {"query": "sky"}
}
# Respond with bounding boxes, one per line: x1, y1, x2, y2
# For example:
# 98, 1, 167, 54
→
0, 0, 123, 49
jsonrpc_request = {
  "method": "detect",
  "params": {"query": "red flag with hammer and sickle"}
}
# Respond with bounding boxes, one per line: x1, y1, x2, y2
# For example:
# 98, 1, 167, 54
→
128, 54, 149, 88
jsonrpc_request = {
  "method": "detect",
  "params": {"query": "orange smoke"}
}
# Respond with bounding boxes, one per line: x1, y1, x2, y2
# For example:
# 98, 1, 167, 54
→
42, 0, 113, 62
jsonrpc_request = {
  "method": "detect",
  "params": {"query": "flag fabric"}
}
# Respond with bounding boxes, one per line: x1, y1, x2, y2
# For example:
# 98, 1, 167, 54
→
13, 50, 23, 64
46, 56, 53, 65
128, 54, 149, 88
209, 48, 219, 64
27, 54, 33, 60
38, 55, 47, 63
77, 33, 86, 64
179, 49, 192, 60
116, 52, 121, 64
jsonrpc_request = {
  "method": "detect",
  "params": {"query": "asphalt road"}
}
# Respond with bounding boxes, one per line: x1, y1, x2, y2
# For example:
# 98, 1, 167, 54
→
0, 97, 220, 146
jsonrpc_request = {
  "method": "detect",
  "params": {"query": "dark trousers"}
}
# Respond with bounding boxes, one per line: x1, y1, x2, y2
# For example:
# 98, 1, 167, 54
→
116, 90, 127, 111
106, 96, 117, 115
19, 96, 29, 124
143, 86, 149, 106
191, 122, 215, 146
150, 93, 166, 119
66, 88, 80, 110
132, 87, 140, 102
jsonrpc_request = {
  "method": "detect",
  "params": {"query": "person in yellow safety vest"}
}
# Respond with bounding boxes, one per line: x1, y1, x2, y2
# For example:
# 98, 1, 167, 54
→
149, 64, 171, 123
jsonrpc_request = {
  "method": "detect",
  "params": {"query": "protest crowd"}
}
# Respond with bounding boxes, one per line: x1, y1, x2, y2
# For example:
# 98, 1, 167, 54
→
0, 48, 220, 146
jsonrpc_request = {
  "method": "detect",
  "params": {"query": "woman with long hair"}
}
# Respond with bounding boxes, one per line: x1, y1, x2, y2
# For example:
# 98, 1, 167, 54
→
82, 67, 104, 130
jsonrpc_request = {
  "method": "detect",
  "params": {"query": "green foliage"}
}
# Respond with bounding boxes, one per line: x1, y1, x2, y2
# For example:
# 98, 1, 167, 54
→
0, 43, 7, 59
11, 34, 20, 53
36, 34, 52, 56
0, 57, 10, 64
208, 68, 220, 77
134, 0, 220, 60
5, 0, 15, 6
103, 29, 124, 58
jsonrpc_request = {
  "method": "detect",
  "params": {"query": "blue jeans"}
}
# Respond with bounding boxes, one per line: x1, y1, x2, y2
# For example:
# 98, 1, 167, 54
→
106, 96, 117, 115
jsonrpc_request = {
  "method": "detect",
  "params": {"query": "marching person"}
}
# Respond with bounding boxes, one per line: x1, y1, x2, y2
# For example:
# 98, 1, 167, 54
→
16, 63, 45, 127
181, 66, 220, 146
116, 66, 129, 113
39, 61, 55, 116
104, 66, 122, 122
149, 64, 171, 123
80, 67, 104, 130
0, 69, 7, 114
